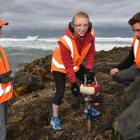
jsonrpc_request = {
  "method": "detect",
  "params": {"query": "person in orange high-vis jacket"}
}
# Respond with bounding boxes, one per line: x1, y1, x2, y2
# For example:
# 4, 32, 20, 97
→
0, 19, 13, 140
50, 11, 97, 130
110, 12, 140, 85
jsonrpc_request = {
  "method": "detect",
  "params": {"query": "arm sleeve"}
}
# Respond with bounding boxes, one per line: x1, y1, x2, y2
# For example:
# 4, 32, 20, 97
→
59, 42, 77, 83
116, 46, 134, 70
85, 41, 95, 70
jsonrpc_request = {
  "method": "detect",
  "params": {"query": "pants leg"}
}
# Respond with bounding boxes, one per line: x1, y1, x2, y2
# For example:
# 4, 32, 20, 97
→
0, 102, 6, 140
52, 65, 89, 105
52, 71, 66, 105
4, 102, 8, 125
114, 67, 140, 85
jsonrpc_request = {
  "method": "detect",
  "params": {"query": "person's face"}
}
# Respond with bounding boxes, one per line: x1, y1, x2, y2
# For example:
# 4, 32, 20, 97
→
131, 22, 140, 40
73, 17, 89, 37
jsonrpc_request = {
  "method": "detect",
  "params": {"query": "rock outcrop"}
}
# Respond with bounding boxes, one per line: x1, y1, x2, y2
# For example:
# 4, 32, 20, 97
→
7, 47, 135, 140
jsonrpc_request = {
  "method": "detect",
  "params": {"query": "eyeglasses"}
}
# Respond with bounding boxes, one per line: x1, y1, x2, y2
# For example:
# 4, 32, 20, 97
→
74, 24, 89, 29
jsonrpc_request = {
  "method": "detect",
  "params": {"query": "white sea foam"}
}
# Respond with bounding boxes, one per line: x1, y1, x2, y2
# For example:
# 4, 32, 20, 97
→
96, 37, 132, 42
0, 37, 132, 51
0, 36, 133, 71
95, 37, 132, 51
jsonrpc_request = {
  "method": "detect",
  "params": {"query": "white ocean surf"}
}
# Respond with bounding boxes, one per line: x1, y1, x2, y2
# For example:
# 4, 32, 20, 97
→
0, 36, 132, 71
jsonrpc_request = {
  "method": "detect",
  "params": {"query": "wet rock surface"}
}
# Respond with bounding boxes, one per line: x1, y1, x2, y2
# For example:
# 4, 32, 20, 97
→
7, 47, 131, 140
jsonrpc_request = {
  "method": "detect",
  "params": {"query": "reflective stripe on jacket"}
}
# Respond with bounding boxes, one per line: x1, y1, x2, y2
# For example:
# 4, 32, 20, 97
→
133, 36, 140, 68
0, 47, 13, 103
51, 35, 91, 73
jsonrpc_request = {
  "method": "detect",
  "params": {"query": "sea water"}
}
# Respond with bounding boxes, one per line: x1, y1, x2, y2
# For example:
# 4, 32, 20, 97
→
0, 37, 132, 71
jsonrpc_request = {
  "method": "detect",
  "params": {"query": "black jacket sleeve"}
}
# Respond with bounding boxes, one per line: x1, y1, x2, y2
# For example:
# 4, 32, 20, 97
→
116, 47, 134, 70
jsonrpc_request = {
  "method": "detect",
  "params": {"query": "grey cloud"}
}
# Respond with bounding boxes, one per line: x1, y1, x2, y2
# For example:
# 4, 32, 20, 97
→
0, 0, 139, 37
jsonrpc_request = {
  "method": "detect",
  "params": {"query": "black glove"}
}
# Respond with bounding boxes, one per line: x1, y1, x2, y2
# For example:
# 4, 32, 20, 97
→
71, 82, 80, 97
86, 69, 95, 83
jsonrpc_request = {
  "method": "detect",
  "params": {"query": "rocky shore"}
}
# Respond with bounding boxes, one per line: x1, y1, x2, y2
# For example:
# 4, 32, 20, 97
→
7, 47, 131, 140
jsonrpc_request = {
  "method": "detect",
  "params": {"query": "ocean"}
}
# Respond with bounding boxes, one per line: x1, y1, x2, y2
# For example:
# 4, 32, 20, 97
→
0, 36, 132, 71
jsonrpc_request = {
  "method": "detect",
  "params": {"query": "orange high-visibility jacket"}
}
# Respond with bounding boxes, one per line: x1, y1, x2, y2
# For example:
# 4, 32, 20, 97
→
0, 46, 13, 103
51, 35, 92, 73
133, 36, 140, 68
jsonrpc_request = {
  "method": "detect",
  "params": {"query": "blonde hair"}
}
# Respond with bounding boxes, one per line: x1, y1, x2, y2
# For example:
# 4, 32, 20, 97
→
72, 11, 89, 22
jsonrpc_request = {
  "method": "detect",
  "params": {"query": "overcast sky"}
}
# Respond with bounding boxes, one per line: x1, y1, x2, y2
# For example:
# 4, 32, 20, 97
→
0, 0, 140, 37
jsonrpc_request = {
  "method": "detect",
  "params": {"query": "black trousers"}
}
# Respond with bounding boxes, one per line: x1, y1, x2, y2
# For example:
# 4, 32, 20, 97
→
52, 65, 87, 105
